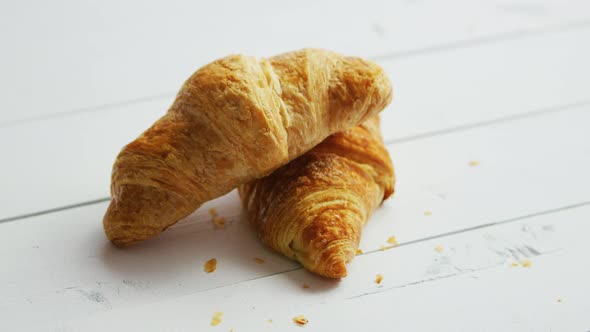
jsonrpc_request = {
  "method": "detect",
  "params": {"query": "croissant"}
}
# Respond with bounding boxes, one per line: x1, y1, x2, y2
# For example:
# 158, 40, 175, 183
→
104, 49, 392, 246
239, 116, 394, 278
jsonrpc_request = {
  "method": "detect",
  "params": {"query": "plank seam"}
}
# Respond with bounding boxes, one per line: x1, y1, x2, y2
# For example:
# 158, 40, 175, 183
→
383, 99, 590, 145
2, 99, 588, 223
123, 201, 589, 299
2, 18, 590, 129
371, 18, 590, 61
347, 248, 566, 300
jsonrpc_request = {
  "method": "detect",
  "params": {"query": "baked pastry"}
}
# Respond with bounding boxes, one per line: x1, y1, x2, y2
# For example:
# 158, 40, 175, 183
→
239, 116, 394, 278
104, 49, 392, 246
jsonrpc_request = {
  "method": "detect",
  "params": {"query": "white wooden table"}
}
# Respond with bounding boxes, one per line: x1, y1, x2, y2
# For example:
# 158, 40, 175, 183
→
2, 1, 590, 331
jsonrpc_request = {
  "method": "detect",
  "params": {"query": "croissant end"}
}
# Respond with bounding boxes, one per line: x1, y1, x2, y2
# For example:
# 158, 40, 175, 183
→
103, 184, 194, 247
328, 55, 393, 126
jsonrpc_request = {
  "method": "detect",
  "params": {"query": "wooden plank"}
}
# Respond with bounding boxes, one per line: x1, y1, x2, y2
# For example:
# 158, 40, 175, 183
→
1, 0, 590, 125
1, 26, 590, 220
47, 202, 590, 330
379, 25, 590, 141
1, 105, 589, 329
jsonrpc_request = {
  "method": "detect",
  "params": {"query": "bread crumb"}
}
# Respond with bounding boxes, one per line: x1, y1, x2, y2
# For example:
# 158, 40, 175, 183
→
213, 216, 227, 229
209, 208, 227, 229
434, 244, 444, 253
380, 245, 395, 251
293, 315, 308, 326
510, 262, 519, 267
268, 319, 273, 323
302, 284, 310, 289
375, 274, 384, 284
424, 211, 432, 216
204, 258, 217, 273
254, 257, 265, 264
520, 259, 532, 268
387, 236, 398, 246
210, 311, 223, 326
469, 160, 480, 167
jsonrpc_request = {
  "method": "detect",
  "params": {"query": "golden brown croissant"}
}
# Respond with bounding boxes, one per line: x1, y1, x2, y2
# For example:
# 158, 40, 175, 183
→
104, 49, 392, 246
239, 116, 394, 278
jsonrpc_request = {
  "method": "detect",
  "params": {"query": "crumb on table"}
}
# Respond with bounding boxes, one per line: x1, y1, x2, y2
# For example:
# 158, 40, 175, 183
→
520, 259, 532, 268
302, 284, 310, 289
213, 216, 227, 229
254, 257, 265, 264
356, 248, 363, 255
424, 211, 432, 216
380, 245, 395, 251
204, 258, 217, 273
208, 208, 227, 229
469, 160, 480, 167
387, 235, 398, 246
375, 274, 384, 284
434, 244, 444, 253
293, 315, 308, 326
210, 311, 223, 326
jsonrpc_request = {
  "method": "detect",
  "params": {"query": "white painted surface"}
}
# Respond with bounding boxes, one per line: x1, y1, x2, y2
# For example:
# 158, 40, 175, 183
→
2, 26, 590, 220
1, 1, 589, 331
1, 0, 590, 125
60, 206, 590, 331
1, 105, 590, 330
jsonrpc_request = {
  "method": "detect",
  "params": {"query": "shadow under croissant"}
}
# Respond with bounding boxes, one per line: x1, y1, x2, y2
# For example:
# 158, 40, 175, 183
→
99, 190, 340, 290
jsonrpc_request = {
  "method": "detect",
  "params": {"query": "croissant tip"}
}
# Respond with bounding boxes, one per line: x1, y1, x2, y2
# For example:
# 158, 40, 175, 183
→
103, 207, 162, 248
103, 217, 166, 247
104, 224, 140, 247
315, 252, 351, 279
325, 261, 348, 279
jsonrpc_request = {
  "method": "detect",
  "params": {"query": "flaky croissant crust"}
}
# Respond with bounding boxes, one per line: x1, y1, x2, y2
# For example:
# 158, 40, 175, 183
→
239, 116, 394, 278
104, 49, 392, 246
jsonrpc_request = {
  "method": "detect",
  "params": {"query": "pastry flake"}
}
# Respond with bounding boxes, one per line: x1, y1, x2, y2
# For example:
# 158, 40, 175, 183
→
387, 236, 398, 246
375, 274, 384, 284
520, 259, 532, 268
204, 258, 217, 273
210, 311, 223, 326
213, 216, 227, 229
293, 315, 308, 326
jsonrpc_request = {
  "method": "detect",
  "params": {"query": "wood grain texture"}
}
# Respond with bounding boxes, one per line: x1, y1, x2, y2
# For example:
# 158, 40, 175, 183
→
52, 205, 590, 331
2, 1, 590, 330
2, 0, 589, 125
1, 106, 590, 329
